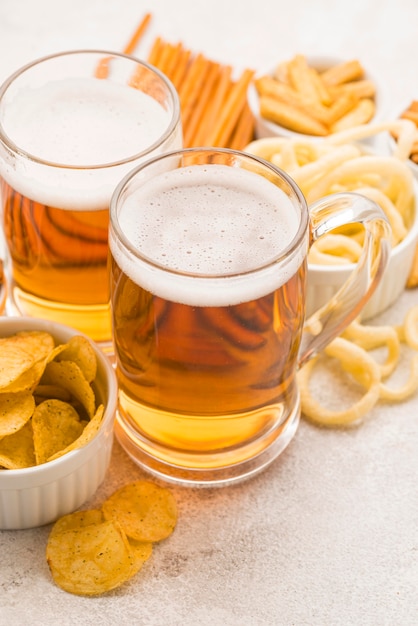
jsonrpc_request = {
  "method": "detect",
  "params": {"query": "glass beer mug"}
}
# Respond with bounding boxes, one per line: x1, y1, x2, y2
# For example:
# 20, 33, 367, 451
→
0, 50, 182, 345
109, 147, 391, 486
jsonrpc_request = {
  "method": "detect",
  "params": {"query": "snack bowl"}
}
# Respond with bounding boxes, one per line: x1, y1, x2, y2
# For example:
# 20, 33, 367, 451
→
387, 101, 418, 180
306, 185, 418, 320
0, 316, 117, 530
247, 55, 381, 141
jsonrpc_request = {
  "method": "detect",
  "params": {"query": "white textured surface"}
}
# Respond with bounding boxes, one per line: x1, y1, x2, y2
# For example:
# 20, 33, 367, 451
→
1, 0, 418, 624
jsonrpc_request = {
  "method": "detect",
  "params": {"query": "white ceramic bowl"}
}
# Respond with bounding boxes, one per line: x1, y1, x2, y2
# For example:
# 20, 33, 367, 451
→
306, 190, 418, 320
0, 317, 117, 530
248, 56, 380, 141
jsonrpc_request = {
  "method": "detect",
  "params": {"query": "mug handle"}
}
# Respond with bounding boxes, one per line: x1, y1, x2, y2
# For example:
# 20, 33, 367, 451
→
298, 192, 392, 368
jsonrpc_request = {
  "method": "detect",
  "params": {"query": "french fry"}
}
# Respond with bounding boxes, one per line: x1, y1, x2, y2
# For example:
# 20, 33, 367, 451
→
329, 79, 376, 101
330, 98, 375, 132
259, 95, 329, 136
320, 59, 365, 86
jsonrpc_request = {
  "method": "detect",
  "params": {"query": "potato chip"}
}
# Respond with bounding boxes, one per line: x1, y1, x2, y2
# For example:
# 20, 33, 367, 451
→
0, 391, 35, 438
49, 509, 105, 538
46, 404, 104, 462
0, 420, 35, 469
128, 538, 153, 574
1, 358, 48, 393
32, 399, 85, 465
34, 384, 72, 403
102, 480, 178, 542
46, 518, 136, 596
54, 335, 97, 383
41, 360, 96, 418
0, 345, 34, 389
0, 330, 55, 360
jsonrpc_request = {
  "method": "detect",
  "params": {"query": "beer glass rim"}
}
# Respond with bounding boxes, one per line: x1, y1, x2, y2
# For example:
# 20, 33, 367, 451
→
0, 49, 181, 170
110, 146, 309, 281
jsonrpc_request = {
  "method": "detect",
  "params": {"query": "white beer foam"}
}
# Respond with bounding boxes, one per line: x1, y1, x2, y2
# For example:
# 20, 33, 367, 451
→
0, 77, 177, 210
110, 164, 307, 306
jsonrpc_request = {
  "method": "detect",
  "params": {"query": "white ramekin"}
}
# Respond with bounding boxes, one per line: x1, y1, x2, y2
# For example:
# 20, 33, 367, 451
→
0, 317, 117, 530
247, 56, 381, 141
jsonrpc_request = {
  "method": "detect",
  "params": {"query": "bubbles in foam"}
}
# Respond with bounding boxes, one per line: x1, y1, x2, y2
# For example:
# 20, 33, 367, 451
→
111, 164, 307, 306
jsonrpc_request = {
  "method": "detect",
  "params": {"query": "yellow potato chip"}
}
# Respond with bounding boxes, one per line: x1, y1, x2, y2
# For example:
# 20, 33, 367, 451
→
34, 384, 72, 403
0, 391, 35, 438
46, 518, 136, 596
0, 330, 55, 359
128, 539, 153, 574
49, 509, 105, 538
1, 358, 48, 393
41, 360, 96, 418
54, 335, 98, 383
47, 404, 104, 462
0, 420, 36, 469
102, 480, 178, 542
0, 345, 34, 389
32, 399, 85, 465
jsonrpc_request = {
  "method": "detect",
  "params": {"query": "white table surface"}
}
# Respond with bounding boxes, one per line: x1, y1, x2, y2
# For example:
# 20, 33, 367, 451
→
1, 1, 417, 624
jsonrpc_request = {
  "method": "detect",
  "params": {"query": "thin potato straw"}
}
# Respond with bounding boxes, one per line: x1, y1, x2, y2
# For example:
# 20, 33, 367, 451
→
204, 68, 255, 147
183, 61, 221, 147
95, 12, 152, 78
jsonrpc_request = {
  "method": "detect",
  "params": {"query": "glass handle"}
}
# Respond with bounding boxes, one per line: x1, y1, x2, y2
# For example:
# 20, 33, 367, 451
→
298, 192, 392, 368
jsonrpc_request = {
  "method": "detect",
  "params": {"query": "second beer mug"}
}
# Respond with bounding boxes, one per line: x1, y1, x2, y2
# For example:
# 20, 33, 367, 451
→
109, 148, 391, 486
0, 50, 182, 344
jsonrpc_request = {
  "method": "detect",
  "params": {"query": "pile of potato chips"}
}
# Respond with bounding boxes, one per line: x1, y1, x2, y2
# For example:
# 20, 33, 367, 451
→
0, 330, 104, 469
46, 480, 177, 595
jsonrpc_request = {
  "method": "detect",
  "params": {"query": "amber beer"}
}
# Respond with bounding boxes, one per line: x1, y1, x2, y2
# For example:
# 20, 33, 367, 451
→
110, 153, 308, 481
0, 51, 181, 341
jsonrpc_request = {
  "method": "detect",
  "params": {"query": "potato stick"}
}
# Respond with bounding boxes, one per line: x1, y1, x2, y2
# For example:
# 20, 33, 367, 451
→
329, 80, 376, 101
184, 61, 221, 147
356, 187, 407, 245
324, 92, 360, 125
259, 95, 328, 136
320, 59, 365, 86
287, 54, 323, 104
406, 244, 418, 288
179, 54, 212, 129
228, 102, 255, 151
330, 98, 375, 132
123, 13, 152, 54
177, 53, 206, 104
154, 41, 178, 76
205, 68, 254, 147
161, 42, 185, 81
255, 76, 331, 125
308, 68, 333, 105
147, 36, 165, 66
192, 65, 233, 147
173, 49, 192, 88
94, 14, 152, 79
